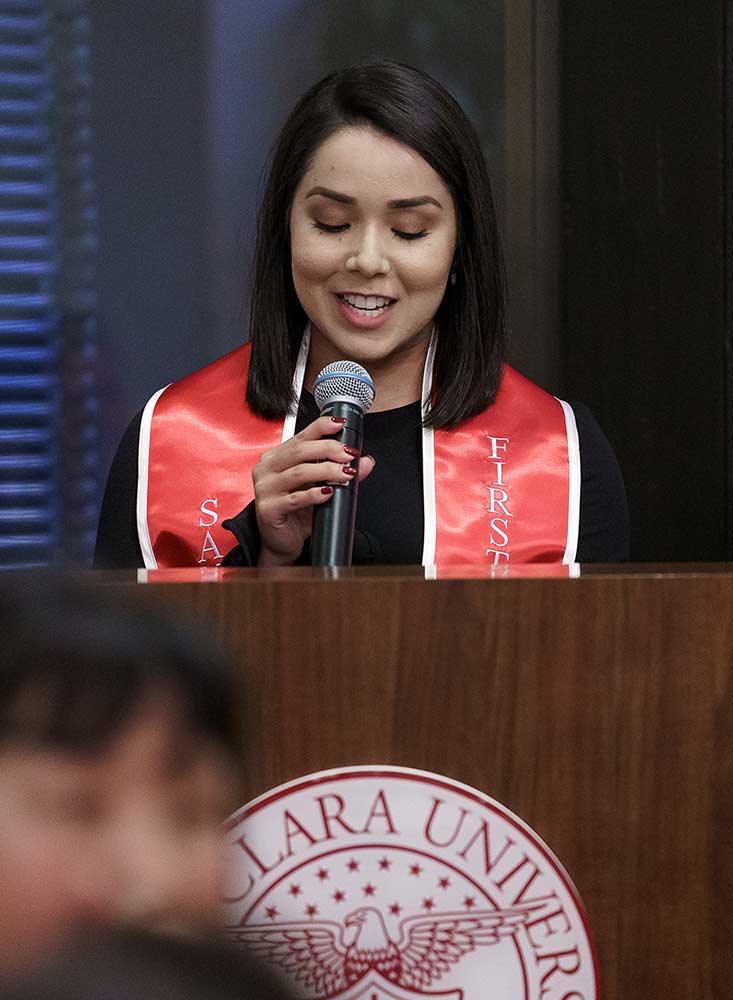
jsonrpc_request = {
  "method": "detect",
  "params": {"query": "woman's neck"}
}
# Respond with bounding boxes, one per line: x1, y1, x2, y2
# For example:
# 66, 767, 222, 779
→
304, 325, 431, 412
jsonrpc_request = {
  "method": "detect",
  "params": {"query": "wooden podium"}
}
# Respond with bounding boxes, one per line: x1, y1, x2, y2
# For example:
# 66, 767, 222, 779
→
102, 564, 732, 1000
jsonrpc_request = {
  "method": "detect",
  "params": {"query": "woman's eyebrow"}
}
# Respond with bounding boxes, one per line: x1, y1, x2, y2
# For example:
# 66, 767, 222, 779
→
305, 186, 354, 204
387, 195, 443, 210
304, 187, 443, 211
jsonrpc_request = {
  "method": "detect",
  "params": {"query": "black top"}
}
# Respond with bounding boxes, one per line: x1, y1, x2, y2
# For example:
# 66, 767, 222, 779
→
94, 392, 629, 568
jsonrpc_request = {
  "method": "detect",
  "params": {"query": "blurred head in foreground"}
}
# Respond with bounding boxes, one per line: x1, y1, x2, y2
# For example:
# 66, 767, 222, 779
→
6, 927, 291, 1000
0, 580, 241, 975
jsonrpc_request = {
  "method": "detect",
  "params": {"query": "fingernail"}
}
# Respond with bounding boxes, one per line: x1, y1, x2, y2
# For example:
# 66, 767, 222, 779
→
321, 486, 334, 495
343, 445, 359, 457
342, 465, 357, 476
330, 416, 346, 424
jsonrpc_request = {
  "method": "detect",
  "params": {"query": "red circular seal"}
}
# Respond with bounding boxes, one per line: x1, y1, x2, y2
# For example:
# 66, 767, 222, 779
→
223, 767, 599, 1000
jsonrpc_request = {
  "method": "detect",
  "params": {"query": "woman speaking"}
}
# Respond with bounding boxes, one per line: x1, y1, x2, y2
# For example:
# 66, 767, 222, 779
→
95, 61, 628, 569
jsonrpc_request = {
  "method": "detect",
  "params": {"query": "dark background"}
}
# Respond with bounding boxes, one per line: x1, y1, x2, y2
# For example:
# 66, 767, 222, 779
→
561, 2, 730, 561
89, 1, 730, 562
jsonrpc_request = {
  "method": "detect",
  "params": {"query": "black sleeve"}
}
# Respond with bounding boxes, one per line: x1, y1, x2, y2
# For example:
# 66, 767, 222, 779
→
573, 402, 630, 562
94, 412, 145, 568
221, 504, 317, 566
221, 502, 261, 566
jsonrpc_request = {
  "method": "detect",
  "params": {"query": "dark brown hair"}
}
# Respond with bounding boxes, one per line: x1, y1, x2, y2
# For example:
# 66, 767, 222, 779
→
0, 579, 240, 759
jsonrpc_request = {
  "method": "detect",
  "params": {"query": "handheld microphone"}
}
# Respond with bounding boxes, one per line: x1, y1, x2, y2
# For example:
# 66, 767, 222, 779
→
311, 360, 375, 566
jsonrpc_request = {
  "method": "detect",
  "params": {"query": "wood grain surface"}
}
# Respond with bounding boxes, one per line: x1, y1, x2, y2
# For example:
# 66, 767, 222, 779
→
100, 569, 732, 999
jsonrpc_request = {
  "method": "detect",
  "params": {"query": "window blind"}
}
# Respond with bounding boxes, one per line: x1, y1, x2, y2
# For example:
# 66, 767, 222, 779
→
50, 0, 99, 564
0, 0, 98, 567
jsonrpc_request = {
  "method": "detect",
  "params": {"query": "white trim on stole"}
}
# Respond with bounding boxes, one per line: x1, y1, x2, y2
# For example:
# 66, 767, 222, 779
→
136, 385, 170, 570
282, 326, 311, 443
419, 330, 439, 567
557, 398, 581, 565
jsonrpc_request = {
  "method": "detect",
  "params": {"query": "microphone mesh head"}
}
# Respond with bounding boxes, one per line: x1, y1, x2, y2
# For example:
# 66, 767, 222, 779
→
313, 360, 375, 413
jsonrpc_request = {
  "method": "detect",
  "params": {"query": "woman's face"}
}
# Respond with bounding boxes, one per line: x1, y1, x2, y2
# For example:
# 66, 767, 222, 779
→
290, 126, 457, 384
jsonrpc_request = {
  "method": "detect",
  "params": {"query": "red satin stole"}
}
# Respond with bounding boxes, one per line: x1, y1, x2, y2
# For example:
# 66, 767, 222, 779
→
139, 344, 576, 568
429, 366, 576, 565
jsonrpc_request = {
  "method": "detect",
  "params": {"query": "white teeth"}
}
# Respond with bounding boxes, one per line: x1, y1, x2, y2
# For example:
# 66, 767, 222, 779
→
341, 293, 391, 310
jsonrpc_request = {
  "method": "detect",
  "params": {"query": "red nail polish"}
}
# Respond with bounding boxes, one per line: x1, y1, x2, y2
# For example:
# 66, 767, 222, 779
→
330, 416, 346, 424
343, 445, 359, 457
321, 486, 334, 495
342, 465, 357, 476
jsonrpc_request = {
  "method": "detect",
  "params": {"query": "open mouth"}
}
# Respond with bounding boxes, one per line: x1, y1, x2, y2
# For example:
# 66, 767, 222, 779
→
337, 293, 395, 317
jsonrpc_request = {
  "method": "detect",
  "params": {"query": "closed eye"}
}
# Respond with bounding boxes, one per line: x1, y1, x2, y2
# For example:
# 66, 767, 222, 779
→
393, 229, 428, 241
312, 221, 349, 234
311, 221, 429, 241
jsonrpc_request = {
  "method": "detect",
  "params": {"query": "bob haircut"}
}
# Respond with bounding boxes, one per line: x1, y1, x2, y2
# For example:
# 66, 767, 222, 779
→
0, 579, 241, 760
247, 60, 509, 429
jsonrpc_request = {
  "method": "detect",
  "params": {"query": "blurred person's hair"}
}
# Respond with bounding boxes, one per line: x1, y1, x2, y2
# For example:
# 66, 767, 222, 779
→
0, 578, 241, 761
4, 928, 293, 1000
247, 59, 509, 429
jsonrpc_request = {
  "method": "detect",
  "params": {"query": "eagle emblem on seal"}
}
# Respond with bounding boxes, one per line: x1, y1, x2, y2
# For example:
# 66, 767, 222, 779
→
227, 903, 539, 998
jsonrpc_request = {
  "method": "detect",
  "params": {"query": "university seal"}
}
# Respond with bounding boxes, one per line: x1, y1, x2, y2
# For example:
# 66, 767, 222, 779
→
223, 767, 599, 1000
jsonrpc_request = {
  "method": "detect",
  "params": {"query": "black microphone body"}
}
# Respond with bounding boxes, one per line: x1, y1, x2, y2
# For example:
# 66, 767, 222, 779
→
310, 360, 375, 567
310, 399, 364, 566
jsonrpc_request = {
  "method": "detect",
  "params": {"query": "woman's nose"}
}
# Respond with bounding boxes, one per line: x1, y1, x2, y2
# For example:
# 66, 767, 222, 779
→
345, 226, 390, 277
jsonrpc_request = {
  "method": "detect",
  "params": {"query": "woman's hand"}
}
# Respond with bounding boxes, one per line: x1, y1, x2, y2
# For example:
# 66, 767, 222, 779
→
252, 416, 376, 567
